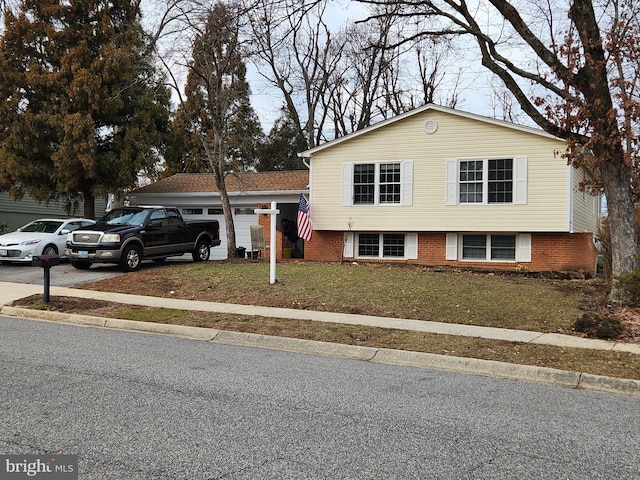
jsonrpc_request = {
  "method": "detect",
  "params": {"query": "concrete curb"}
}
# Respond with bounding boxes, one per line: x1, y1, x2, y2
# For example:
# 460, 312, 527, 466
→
2, 306, 639, 398
212, 330, 379, 361
370, 349, 583, 388
0, 306, 219, 341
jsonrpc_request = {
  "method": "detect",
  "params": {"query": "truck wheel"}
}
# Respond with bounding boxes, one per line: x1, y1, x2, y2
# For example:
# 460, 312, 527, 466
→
120, 244, 142, 272
71, 260, 91, 270
192, 239, 210, 262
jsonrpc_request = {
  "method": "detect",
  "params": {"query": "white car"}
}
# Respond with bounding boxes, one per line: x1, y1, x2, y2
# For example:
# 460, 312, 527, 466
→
0, 218, 96, 263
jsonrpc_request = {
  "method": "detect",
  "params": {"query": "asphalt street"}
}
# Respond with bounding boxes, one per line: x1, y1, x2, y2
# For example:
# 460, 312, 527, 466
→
1, 317, 639, 479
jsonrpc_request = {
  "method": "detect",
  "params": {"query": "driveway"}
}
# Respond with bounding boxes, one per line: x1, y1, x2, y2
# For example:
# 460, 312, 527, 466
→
0, 261, 125, 287
0, 255, 196, 287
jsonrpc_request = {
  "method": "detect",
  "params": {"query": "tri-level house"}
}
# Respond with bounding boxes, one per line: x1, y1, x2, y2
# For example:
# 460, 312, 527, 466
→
299, 104, 601, 272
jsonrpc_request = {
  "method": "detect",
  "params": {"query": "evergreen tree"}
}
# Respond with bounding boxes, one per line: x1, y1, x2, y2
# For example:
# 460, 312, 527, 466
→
0, 0, 170, 218
227, 96, 264, 172
163, 107, 209, 175
257, 107, 308, 171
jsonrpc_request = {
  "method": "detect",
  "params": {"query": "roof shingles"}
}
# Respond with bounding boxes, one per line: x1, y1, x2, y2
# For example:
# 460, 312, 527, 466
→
133, 171, 309, 194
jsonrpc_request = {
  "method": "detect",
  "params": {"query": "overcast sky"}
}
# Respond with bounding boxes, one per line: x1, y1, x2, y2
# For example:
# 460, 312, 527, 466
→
141, 0, 526, 134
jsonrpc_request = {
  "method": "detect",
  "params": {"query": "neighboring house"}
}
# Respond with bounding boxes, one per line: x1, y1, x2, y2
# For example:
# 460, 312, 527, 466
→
299, 104, 601, 272
130, 171, 309, 260
0, 192, 108, 231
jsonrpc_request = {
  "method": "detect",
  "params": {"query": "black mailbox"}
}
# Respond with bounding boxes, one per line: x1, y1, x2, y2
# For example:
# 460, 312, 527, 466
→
32, 254, 61, 267
32, 254, 61, 303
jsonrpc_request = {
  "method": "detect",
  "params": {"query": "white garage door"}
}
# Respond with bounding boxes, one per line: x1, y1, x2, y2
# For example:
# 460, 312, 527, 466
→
207, 213, 226, 260
181, 207, 258, 260
210, 209, 258, 260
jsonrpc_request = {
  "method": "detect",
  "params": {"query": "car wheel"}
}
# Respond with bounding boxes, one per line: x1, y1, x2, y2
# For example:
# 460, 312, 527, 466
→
42, 244, 58, 256
192, 239, 210, 262
71, 260, 91, 270
119, 244, 142, 272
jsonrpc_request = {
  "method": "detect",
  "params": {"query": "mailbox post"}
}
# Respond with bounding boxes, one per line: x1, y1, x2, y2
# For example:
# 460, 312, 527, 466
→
32, 255, 61, 303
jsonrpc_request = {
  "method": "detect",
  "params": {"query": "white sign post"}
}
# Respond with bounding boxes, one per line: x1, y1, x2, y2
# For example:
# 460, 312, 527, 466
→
254, 201, 280, 284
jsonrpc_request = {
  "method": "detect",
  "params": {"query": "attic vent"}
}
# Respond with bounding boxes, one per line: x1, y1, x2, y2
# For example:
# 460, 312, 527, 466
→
424, 120, 438, 134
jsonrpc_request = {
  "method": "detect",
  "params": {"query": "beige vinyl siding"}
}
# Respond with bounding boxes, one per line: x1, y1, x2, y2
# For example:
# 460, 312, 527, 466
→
311, 109, 571, 232
571, 167, 601, 233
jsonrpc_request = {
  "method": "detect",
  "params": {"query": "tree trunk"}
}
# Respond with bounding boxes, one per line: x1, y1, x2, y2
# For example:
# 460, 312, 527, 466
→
83, 192, 95, 220
214, 171, 238, 258
600, 156, 639, 283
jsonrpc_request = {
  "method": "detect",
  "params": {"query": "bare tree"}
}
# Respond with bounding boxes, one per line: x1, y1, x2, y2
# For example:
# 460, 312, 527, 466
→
358, 0, 640, 294
489, 83, 527, 124
246, 0, 463, 142
413, 36, 462, 108
246, 0, 345, 147
141, 0, 208, 104
376, 34, 463, 116
328, 14, 402, 136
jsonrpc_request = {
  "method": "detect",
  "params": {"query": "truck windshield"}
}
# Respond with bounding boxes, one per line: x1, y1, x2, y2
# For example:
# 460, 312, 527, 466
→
101, 209, 149, 226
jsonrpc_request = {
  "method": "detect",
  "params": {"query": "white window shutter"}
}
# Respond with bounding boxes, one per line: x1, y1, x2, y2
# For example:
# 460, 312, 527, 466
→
514, 156, 527, 204
445, 233, 458, 260
406, 233, 418, 259
446, 160, 457, 205
517, 234, 531, 262
342, 163, 353, 206
343, 232, 354, 258
401, 161, 413, 206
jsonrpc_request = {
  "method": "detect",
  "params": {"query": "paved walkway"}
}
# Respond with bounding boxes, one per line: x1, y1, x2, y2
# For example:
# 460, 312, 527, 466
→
1, 281, 639, 355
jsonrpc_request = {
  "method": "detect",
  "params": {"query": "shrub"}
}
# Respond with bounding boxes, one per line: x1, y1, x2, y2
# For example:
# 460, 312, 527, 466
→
615, 267, 640, 307
573, 313, 626, 339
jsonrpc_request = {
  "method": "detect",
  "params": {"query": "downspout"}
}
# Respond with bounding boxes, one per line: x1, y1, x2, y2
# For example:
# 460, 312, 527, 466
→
299, 153, 311, 189
301, 154, 310, 171
567, 165, 574, 233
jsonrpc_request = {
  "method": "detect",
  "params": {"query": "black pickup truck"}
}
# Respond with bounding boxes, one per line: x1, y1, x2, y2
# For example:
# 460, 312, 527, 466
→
65, 206, 220, 272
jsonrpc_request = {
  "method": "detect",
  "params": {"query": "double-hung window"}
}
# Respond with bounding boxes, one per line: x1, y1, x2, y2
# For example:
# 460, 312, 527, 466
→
459, 158, 512, 204
379, 163, 401, 204
354, 164, 376, 204
357, 233, 406, 258
447, 157, 526, 205
446, 233, 530, 262
344, 161, 413, 206
461, 234, 516, 261
488, 158, 513, 203
344, 232, 418, 259
459, 160, 484, 203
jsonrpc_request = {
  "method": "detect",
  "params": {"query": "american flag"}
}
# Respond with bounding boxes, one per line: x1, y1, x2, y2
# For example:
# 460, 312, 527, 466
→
297, 193, 312, 241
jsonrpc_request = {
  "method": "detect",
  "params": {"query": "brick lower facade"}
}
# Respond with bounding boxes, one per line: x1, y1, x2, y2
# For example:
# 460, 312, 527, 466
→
300, 231, 598, 273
